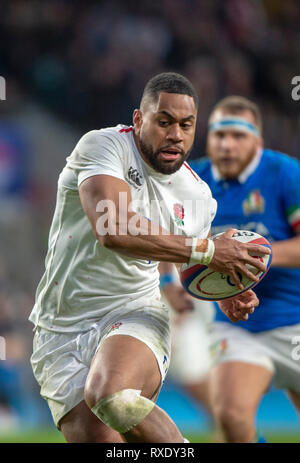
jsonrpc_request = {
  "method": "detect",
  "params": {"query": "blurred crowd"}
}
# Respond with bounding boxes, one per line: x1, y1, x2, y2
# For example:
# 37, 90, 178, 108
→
0, 0, 299, 430
1, 0, 300, 154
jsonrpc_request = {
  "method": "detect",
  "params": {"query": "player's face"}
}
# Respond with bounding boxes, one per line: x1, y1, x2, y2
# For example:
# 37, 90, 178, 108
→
133, 92, 197, 174
207, 109, 263, 180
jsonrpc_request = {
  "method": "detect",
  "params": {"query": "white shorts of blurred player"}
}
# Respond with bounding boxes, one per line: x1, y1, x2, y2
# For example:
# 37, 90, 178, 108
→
211, 322, 300, 393
30, 298, 171, 429
166, 299, 215, 385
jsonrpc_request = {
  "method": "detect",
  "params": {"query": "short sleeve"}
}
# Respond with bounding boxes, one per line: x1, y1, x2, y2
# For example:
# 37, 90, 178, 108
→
66, 130, 126, 187
280, 156, 300, 231
198, 180, 218, 237
209, 197, 217, 223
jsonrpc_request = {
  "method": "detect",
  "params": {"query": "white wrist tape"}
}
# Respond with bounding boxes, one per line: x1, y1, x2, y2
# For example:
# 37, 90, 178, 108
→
189, 237, 215, 265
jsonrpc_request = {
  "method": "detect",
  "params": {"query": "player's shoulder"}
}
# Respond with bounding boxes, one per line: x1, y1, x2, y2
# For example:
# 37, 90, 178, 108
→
181, 161, 203, 183
262, 148, 300, 167
262, 148, 300, 175
77, 125, 132, 149
181, 161, 213, 197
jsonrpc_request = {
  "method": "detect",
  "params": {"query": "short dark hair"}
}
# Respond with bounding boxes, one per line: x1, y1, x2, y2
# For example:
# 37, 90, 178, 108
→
140, 72, 198, 110
210, 95, 263, 134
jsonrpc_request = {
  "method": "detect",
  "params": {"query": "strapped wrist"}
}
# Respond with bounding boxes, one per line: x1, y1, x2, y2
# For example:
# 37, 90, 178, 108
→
189, 237, 215, 265
160, 273, 175, 289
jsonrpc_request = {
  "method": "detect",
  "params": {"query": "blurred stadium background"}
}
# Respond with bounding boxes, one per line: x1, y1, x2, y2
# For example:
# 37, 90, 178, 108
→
0, 0, 299, 443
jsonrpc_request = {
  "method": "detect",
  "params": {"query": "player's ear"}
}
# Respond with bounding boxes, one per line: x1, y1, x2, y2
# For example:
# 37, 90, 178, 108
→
256, 136, 264, 150
133, 109, 143, 133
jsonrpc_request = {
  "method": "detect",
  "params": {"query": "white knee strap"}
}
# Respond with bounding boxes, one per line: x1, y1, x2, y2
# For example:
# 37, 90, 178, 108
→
91, 388, 155, 433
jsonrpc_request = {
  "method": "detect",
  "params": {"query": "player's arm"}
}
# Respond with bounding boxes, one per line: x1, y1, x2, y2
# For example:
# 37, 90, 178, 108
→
79, 174, 192, 263
271, 158, 300, 267
79, 174, 270, 284
270, 228, 300, 267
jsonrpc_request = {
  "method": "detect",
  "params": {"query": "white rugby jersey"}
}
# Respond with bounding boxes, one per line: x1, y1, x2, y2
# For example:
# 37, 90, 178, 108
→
29, 125, 217, 332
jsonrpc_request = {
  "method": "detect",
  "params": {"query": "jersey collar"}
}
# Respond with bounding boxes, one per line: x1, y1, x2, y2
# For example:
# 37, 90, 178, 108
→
211, 148, 263, 184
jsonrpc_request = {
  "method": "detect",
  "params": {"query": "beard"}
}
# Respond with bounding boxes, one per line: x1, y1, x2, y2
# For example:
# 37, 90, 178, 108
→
139, 138, 192, 175
206, 142, 258, 180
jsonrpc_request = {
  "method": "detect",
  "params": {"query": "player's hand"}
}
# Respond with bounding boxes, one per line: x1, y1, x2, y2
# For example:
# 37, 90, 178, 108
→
218, 289, 259, 323
162, 283, 194, 314
209, 228, 271, 289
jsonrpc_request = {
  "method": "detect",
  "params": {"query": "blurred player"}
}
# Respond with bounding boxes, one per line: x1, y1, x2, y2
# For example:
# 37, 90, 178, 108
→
159, 263, 215, 425
29, 74, 268, 443
190, 96, 300, 443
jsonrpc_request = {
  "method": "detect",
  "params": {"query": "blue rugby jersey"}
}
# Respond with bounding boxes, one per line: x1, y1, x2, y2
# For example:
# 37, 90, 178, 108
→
190, 149, 300, 332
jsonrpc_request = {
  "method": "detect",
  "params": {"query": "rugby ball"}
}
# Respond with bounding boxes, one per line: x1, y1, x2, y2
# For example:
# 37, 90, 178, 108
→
180, 230, 272, 301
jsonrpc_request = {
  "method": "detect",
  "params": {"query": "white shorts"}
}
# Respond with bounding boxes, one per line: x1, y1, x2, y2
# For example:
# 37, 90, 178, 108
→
211, 322, 300, 393
30, 301, 171, 428
167, 299, 215, 384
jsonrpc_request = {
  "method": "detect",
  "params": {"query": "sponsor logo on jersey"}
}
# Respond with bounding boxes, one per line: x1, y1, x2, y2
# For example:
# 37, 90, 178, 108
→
173, 203, 184, 226
127, 166, 143, 187
243, 189, 265, 215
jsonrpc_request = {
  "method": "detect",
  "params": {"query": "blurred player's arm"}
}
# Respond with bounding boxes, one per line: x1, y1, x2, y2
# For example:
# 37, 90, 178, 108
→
270, 227, 300, 267
271, 161, 300, 267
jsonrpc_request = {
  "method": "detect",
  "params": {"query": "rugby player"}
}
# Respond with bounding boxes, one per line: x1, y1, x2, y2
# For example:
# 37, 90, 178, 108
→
190, 96, 300, 443
29, 74, 269, 443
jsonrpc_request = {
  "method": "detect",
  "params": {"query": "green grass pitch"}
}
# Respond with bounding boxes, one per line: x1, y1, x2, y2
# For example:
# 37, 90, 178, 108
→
0, 428, 299, 443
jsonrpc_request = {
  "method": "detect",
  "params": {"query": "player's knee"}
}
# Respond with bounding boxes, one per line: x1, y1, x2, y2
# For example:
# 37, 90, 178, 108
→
87, 388, 155, 434
216, 402, 252, 431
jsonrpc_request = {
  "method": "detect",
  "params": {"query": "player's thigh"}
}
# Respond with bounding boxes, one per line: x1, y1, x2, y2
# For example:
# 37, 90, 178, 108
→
84, 304, 170, 406
260, 324, 300, 395
59, 400, 124, 443
85, 334, 163, 405
210, 361, 272, 416
210, 323, 273, 416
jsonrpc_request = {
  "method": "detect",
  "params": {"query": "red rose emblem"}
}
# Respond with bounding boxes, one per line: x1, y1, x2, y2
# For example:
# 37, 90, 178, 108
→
174, 203, 184, 220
